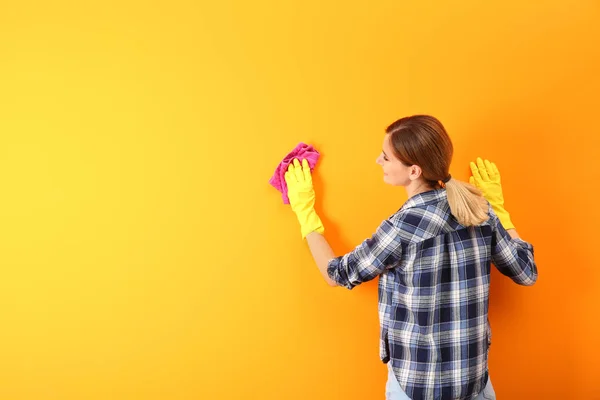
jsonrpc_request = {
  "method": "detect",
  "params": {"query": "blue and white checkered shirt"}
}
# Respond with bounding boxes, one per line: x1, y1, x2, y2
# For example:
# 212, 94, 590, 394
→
327, 189, 537, 400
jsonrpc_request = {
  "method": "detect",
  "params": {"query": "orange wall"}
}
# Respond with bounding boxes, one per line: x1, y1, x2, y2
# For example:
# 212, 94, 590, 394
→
0, 1, 598, 399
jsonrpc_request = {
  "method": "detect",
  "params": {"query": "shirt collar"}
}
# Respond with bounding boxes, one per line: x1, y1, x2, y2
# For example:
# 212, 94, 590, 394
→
400, 188, 446, 211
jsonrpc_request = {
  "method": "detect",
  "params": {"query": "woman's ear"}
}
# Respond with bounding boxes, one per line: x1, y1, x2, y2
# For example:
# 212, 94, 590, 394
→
409, 165, 423, 181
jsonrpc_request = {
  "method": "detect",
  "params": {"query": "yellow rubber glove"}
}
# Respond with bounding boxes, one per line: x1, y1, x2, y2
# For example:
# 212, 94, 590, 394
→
284, 158, 325, 239
469, 157, 515, 230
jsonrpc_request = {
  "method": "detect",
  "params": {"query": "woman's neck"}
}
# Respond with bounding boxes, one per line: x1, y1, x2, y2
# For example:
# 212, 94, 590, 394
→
405, 181, 435, 199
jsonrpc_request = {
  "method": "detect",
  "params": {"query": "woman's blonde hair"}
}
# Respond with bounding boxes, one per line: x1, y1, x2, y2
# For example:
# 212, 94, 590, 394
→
386, 115, 489, 226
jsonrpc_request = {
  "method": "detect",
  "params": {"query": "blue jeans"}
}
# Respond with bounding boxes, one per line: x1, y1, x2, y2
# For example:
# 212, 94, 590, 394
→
385, 363, 496, 400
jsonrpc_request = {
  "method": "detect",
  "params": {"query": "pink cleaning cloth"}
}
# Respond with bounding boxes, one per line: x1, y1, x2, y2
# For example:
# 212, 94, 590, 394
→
269, 142, 320, 204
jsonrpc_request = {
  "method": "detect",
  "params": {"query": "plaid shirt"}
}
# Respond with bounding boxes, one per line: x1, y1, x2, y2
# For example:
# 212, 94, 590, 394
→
327, 189, 537, 400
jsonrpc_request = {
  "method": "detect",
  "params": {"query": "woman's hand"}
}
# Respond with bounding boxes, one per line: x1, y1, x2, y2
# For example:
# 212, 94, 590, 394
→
469, 157, 515, 230
284, 158, 325, 239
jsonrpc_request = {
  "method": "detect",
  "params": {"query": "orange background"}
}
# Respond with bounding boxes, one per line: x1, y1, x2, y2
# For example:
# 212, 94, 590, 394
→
0, 1, 599, 399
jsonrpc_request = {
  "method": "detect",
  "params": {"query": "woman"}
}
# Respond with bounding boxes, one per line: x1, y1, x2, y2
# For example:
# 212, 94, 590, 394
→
283, 115, 537, 400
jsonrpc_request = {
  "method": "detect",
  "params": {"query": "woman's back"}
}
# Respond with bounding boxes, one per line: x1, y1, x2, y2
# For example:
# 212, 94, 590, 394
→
329, 189, 536, 399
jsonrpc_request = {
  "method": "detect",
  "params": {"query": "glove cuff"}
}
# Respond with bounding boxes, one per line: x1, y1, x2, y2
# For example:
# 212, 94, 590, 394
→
298, 210, 325, 239
493, 207, 515, 231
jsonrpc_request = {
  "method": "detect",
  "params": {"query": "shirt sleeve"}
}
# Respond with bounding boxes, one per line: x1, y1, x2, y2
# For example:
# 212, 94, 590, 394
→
489, 206, 538, 286
326, 218, 404, 290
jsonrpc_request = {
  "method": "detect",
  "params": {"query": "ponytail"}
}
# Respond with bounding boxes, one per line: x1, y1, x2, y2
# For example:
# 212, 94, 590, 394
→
444, 178, 489, 226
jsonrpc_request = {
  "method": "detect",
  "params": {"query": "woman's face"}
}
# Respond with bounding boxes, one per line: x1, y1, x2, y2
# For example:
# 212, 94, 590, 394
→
376, 134, 420, 186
